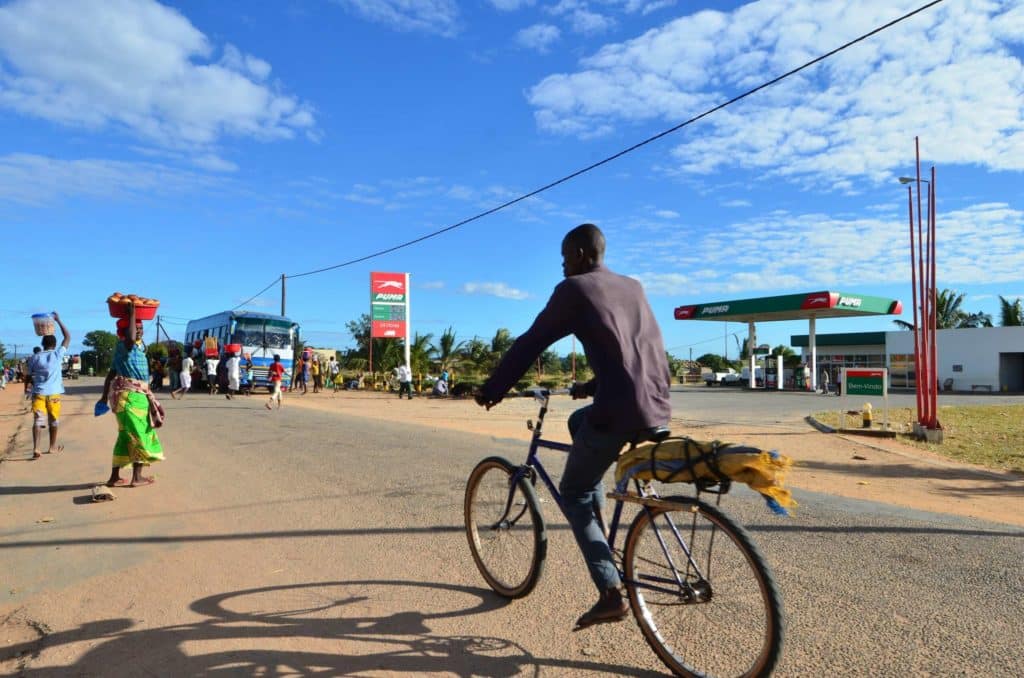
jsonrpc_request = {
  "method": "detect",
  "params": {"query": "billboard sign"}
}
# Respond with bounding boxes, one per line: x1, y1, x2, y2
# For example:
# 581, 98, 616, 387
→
371, 272, 408, 338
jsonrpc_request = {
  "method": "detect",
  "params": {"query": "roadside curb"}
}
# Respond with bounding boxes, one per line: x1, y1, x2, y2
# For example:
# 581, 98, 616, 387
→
804, 414, 835, 434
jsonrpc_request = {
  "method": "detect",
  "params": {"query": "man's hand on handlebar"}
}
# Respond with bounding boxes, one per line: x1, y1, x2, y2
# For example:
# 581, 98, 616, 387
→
474, 390, 501, 410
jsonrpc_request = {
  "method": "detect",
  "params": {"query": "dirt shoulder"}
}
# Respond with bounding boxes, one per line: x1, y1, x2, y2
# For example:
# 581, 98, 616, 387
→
281, 389, 1024, 527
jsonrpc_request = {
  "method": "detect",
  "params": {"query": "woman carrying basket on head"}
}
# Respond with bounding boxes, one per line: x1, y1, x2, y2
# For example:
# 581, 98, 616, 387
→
99, 303, 164, 488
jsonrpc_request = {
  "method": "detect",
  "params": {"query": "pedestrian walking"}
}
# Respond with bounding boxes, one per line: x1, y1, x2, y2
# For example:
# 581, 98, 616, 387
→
329, 356, 340, 392
27, 311, 71, 459
265, 354, 285, 410
206, 353, 219, 394
397, 363, 413, 399
311, 356, 321, 393
226, 351, 241, 399
820, 369, 830, 395
216, 351, 230, 397
170, 352, 193, 399
100, 305, 163, 487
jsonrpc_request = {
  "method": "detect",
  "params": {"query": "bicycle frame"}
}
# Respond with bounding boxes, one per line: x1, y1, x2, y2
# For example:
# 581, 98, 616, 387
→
503, 391, 711, 590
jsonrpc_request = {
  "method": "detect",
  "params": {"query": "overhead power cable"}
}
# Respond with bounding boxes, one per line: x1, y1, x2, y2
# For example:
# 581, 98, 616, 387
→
274, 0, 944, 285
232, 277, 281, 311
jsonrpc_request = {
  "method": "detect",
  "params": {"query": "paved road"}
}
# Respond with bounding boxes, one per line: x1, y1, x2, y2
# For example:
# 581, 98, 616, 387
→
2, 384, 1022, 676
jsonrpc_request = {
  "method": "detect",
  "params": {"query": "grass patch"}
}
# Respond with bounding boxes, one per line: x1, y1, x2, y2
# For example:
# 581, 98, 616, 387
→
813, 404, 1024, 473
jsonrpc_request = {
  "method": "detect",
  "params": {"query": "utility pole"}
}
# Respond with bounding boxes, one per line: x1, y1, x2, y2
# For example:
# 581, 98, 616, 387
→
281, 274, 286, 317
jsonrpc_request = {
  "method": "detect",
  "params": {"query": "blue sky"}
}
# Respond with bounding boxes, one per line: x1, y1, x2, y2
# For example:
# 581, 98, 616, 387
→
1, 0, 1022, 362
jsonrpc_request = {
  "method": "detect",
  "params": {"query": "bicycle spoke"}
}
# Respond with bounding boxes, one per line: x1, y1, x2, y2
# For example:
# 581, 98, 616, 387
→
624, 499, 782, 677
465, 458, 546, 598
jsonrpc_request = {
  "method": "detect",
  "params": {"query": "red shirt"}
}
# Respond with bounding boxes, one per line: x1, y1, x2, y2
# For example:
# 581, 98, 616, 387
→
268, 362, 285, 382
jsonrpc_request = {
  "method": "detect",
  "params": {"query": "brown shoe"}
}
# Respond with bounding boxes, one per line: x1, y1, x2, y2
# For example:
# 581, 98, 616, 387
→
573, 588, 628, 630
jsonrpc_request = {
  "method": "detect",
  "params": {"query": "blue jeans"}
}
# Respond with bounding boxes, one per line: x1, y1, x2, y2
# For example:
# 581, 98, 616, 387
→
559, 405, 636, 592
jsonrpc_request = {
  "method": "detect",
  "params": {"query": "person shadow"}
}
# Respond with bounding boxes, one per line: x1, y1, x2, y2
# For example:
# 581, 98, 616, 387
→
5, 579, 663, 677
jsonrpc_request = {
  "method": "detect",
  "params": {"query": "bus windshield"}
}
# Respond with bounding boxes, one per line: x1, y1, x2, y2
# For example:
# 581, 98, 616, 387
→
264, 326, 292, 349
232, 323, 265, 347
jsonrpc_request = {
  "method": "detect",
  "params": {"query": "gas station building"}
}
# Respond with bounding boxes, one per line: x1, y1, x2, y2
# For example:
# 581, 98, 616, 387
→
674, 290, 903, 391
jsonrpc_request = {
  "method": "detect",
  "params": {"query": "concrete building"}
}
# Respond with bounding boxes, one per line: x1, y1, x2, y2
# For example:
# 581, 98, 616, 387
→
792, 327, 1024, 392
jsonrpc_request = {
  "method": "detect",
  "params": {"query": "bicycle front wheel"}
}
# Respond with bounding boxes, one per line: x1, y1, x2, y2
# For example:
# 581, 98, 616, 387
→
623, 496, 783, 677
464, 456, 547, 598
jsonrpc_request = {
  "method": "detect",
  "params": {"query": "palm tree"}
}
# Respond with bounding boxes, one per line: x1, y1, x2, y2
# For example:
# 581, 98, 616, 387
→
490, 328, 515, 356
435, 326, 465, 372
460, 337, 492, 375
999, 295, 1023, 326
892, 289, 992, 329
408, 332, 436, 375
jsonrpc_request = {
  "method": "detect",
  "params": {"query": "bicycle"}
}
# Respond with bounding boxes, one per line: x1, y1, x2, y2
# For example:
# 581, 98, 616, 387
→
464, 389, 783, 677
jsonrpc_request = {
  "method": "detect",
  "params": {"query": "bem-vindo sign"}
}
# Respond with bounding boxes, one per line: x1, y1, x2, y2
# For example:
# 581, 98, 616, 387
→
839, 367, 889, 431
843, 368, 886, 396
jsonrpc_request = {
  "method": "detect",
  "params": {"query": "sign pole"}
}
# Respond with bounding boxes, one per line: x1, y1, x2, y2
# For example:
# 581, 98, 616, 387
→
404, 273, 411, 370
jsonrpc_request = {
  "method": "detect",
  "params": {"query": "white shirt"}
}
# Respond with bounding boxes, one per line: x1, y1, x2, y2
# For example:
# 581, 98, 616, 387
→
227, 356, 240, 380
181, 357, 194, 373
206, 358, 219, 375
397, 364, 412, 382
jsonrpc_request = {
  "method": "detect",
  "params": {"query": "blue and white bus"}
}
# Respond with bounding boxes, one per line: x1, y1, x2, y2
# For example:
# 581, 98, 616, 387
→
184, 311, 299, 389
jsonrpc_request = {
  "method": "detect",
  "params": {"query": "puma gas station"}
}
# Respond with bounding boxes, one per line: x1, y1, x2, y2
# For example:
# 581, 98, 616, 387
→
674, 290, 1024, 393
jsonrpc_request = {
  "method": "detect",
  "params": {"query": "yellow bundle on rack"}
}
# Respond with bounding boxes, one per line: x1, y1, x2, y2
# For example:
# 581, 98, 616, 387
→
615, 438, 797, 516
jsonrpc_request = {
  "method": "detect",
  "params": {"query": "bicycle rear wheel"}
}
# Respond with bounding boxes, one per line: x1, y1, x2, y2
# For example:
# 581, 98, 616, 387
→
464, 456, 547, 598
623, 496, 783, 678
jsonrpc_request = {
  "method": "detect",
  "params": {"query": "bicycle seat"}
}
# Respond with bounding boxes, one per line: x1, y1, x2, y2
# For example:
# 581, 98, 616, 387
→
635, 426, 671, 445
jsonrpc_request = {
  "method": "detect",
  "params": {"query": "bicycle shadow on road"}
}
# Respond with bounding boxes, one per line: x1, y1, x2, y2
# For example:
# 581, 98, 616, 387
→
3, 579, 663, 677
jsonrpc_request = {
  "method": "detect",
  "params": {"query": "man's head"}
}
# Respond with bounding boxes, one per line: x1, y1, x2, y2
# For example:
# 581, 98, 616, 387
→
33, 346, 42, 354
561, 223, 606, 277
273, 354, 281, 363
41, 336, 56, 350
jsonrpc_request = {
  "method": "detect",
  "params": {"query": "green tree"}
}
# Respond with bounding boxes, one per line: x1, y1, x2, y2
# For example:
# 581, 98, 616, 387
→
539, 349, 561, 375
771, 344, 802, 369
0, 341, 5, 362
407, 332, 436, 375
459, 337, 492, 375
435, 326, 465, 371
83, 330, 118, 372
490, 328, 515, 356
696, 353, 731, 373
999, 295, 1023, 326
145, 342, 168, 362
893, 289, 993, 330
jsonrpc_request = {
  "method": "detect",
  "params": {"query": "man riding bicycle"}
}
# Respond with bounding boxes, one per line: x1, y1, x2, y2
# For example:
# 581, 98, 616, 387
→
476, 223, 672, 629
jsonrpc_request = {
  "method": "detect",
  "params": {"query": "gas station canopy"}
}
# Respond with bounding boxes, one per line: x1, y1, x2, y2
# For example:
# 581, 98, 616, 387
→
674, 291, 902, 323
673, 291, 903, 391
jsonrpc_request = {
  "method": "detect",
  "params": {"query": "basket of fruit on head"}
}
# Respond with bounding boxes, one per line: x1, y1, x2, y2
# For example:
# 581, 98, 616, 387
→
107, 293, 160, 320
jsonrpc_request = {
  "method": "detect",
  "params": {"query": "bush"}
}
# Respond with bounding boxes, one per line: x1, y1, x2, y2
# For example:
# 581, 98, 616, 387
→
451, 380, 479, 397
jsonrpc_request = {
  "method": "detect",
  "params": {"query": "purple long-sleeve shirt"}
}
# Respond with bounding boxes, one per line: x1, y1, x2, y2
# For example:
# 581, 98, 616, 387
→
481, 265, 672, 434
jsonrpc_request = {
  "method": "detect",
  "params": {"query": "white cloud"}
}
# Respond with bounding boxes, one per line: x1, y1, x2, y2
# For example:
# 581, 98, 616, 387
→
618, 201, 1024, 297
332, 0, 460, 36
0, 152, 223, 205
623, 0, 676, 15
568, 9, 615, 35
516, 23, 562, 53
654, 209, 679, 218
420, 280, 445, 289
192, 154, 239, 173
721, 199, 751, 208
547, 1, 616, 36
461, 282, 530, 300
489, 0, 534, 10
528, 0, 1024, 184
0, 0, 315, 152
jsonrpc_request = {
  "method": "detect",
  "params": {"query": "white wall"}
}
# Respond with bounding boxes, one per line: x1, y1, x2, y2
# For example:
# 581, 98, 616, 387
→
886, 327, 1024, 391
